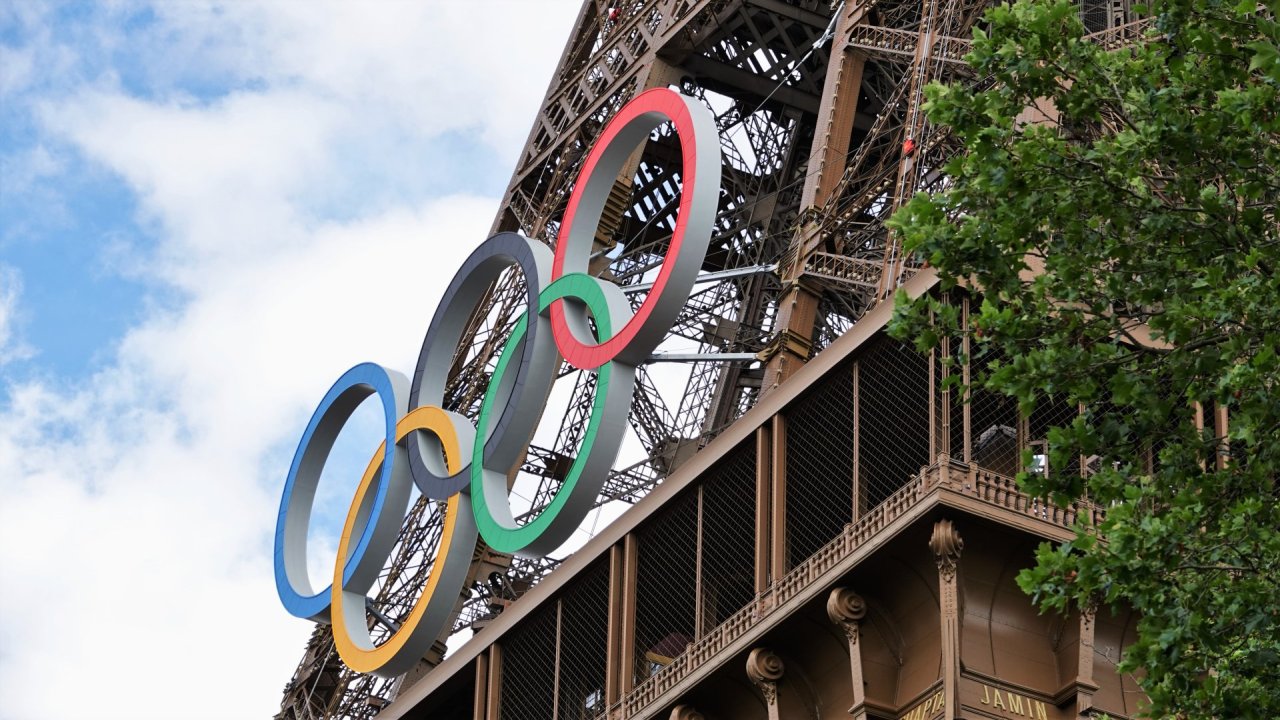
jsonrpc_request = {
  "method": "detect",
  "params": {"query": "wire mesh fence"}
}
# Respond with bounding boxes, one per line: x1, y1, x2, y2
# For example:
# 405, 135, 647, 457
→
858, 335, 932, 511
632, 489, 699, 685
415, 673, 476, 720
495, 559, 611, 720
784, 361, 855, 569
698, 440, 758, 631
493, 443, 757, 710
969, 342, 1021, 478
933, 330, 948, 460
499, 600, 557, 720
947, 328, 967, 464
557, 560, 610, 720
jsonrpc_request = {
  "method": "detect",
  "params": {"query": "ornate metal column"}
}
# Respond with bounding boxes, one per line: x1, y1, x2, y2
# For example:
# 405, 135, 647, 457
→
929, 519, 964, 720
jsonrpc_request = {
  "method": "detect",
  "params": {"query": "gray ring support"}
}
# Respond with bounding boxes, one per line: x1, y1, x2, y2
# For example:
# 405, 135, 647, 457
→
407, 232, 556, 498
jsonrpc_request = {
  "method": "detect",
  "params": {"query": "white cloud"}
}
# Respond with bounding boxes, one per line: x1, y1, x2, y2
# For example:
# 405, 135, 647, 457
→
0, 266, 32, 365
132, 1, 569, 154
0, 44, 35, 98
39, 87, 348, 281
0, 1, 579, 717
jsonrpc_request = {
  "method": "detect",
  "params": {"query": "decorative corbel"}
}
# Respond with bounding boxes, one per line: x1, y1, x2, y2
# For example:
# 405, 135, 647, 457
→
827, 587, 869, 720
669, 704, 705, 720
930, 518, 964, 583
929, 519, 964, 720
746, 647, 785, 720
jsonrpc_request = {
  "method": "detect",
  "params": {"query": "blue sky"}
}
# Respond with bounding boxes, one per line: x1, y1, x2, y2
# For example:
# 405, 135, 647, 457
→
0, 2, 578, 717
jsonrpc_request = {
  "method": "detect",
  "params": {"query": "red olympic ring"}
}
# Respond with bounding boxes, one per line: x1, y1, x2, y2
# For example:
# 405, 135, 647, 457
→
551, 87, 721, 369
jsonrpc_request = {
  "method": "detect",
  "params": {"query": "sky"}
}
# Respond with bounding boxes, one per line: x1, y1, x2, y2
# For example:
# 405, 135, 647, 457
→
0, 1, 583, 717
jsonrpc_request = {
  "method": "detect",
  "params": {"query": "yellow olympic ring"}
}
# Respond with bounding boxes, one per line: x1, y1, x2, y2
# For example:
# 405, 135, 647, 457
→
330, 406, 478, 676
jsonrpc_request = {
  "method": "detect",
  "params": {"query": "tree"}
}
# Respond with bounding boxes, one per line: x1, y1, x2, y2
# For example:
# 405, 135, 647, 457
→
887, 0, 1280, 717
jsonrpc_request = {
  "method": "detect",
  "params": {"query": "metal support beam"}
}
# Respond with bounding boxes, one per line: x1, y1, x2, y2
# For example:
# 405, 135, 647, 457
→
762, 1, 865, 395
754, 424, 772, 592
646, 352, 759, 364
683, 54, 823, 113
769, 414, 788, 579
621, 264, 779, 294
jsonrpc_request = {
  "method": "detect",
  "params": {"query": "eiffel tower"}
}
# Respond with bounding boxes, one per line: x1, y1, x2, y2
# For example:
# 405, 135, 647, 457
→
274, 0, 1143, 717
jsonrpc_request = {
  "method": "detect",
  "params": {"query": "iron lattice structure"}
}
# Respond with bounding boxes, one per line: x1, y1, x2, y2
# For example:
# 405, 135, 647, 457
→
275, 0, 1144, 717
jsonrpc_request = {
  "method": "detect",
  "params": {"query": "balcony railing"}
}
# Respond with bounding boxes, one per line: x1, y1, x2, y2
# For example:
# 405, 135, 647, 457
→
617, 457, 1098, 718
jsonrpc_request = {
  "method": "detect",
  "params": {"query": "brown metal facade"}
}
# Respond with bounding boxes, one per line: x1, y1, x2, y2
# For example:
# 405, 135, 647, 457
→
384, 279, 1143, 720
276, 1, 1152, 718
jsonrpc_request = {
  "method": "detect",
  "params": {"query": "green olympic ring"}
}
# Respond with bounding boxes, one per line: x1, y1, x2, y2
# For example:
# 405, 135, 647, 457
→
471, 273, 636, 556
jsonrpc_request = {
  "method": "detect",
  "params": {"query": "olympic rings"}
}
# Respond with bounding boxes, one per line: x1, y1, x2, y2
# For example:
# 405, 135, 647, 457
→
274, 87, 721, 676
